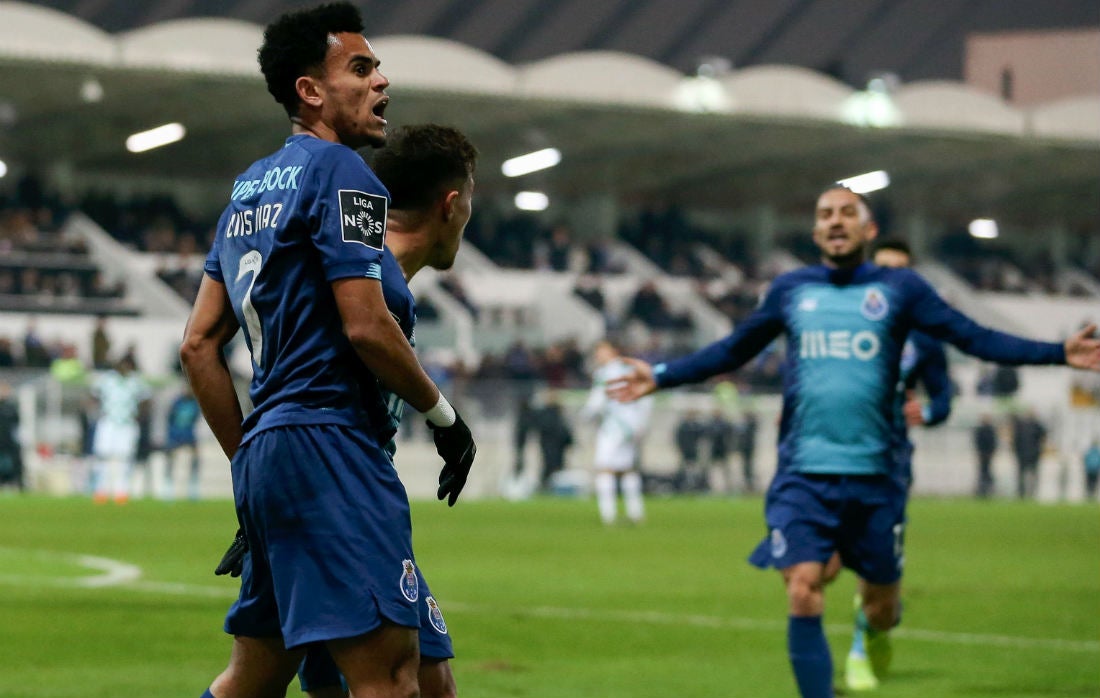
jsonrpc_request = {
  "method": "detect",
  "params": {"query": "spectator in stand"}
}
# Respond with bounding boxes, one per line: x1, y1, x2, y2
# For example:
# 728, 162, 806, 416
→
91, 315, 112, 370
573, 274, 607, 314
972, 414, 998, 498
1084, 440, 1100, 501
626, 281, 692, 331
534, 392, 574, 492
511, 392, 537, 481
0, 337, 15, 367
627, 281, 669, 328
89, 271, 125, 299
164, 383, 203, 500
540, 344, 570, 388
705, 409, 738, 494
586, 237, 613, 274
674, 410, 708, 492
504, 340, 538, 382
737, 409, 759, 493
0, 270, 15, 295
22, 318, 52, 367
1011, 409, 1047, 499
438, 274, 479, 319
547, 225, 574, 271
0, 381, 24, 491
991, 365, 1020, 399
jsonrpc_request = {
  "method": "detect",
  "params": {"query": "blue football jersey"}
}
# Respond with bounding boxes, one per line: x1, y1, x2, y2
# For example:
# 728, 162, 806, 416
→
204, 134, 392, 442
355, 247, 416, 456
655, 263, 1064, 476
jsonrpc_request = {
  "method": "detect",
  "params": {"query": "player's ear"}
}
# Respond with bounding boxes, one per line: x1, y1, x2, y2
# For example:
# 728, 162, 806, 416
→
295, 75, 323, 110
440, 189, 460, 222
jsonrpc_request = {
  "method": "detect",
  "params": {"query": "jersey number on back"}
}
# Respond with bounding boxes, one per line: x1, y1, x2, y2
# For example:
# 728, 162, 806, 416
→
236, 251, 264, 367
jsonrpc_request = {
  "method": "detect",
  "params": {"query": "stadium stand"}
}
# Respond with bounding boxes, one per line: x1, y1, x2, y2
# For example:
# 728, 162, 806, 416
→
0, 2, 1097, 502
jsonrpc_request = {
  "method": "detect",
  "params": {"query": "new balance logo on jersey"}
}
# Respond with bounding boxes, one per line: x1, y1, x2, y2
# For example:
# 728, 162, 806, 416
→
799, 330, 881, 360
339, 190, 386, 250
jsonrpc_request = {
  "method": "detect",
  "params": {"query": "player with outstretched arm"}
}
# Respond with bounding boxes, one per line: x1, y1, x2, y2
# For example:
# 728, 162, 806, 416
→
607, 185, 1100, 698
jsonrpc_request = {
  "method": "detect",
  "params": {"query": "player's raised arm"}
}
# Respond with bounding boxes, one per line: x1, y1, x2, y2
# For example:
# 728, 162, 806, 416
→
609, 280, 788, 404
903, 269, 1099, 369
179, 274, 245, 460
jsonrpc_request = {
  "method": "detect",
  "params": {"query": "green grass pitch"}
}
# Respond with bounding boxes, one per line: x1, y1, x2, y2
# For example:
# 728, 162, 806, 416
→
0, 494, 1096, 697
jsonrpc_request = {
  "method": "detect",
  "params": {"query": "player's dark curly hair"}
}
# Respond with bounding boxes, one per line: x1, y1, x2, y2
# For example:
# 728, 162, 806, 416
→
372, 125, 479, 211
258, 2, 364, 117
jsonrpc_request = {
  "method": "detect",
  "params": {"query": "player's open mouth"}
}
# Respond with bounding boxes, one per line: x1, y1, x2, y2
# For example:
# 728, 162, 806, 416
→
372, 98, 389, 124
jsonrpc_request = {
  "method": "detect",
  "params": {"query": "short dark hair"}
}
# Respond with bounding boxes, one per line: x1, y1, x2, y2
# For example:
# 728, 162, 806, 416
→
258, 2, 364, 117
372, 125, 479, 211
872, 237, 913, 259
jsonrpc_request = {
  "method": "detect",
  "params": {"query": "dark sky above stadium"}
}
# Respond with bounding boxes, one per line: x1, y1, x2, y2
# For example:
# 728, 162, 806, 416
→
36, 0, 1100, 87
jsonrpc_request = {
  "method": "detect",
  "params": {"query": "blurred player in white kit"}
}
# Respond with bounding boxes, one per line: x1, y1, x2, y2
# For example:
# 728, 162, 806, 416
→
582, 340, 653, 525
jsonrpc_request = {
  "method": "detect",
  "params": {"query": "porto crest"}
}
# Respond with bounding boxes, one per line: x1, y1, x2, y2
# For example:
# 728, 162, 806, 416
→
426, 596, 448, 634
399, 559, 419, 602
770, 528, 788, 559
860, 287, 889, 321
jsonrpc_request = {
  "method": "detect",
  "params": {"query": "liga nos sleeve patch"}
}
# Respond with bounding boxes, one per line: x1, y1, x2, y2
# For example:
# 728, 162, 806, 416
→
339, 189, 387, 250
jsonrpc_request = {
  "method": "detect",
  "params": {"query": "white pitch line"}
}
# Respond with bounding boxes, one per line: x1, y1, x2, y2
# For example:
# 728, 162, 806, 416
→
1, 548, 1096, 655
0, 547, 141, 588
71, 553, 142, 588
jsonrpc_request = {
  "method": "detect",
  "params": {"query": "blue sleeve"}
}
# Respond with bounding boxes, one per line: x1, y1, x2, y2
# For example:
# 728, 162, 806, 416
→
901, 270, 1064, 365
914, 334, 952, 426
307, 146, 386, 283
203, 212, 226, 283
654, 278, 787, 389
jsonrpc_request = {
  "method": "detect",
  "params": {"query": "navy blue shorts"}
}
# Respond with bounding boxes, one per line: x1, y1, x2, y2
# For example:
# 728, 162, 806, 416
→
224, 424, 420, 648
297, 564, 454, 692
748, 471, 907, 585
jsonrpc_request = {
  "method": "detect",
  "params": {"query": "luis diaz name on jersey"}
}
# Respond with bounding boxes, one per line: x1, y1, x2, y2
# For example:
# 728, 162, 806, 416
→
340, 190, 387, 250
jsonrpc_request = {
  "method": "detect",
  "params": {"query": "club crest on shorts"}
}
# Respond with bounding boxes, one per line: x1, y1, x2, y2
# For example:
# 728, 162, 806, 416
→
399, 559, 419, 602
860, 287, 889, 321
426, 596, 448, 635
770, 528, 788, 559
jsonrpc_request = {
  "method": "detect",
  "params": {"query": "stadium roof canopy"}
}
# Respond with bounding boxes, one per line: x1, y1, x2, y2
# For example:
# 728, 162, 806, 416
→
23, 0, 1100, 88
0, 2, 1097, 235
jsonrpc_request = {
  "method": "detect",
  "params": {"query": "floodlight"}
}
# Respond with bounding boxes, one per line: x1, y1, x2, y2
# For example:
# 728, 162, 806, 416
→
969, 219, 999, 239
514, 191, 549, 211
502, 148, 561, 178
837, 170, 890, 194
81, 78, 104, 103
126, 123, 186, 153
0, 159, 7, 178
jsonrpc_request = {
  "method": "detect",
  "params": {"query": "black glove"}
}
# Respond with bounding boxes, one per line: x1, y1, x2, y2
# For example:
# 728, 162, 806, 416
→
215, 528, 248, 577
428, 411, 477, 506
